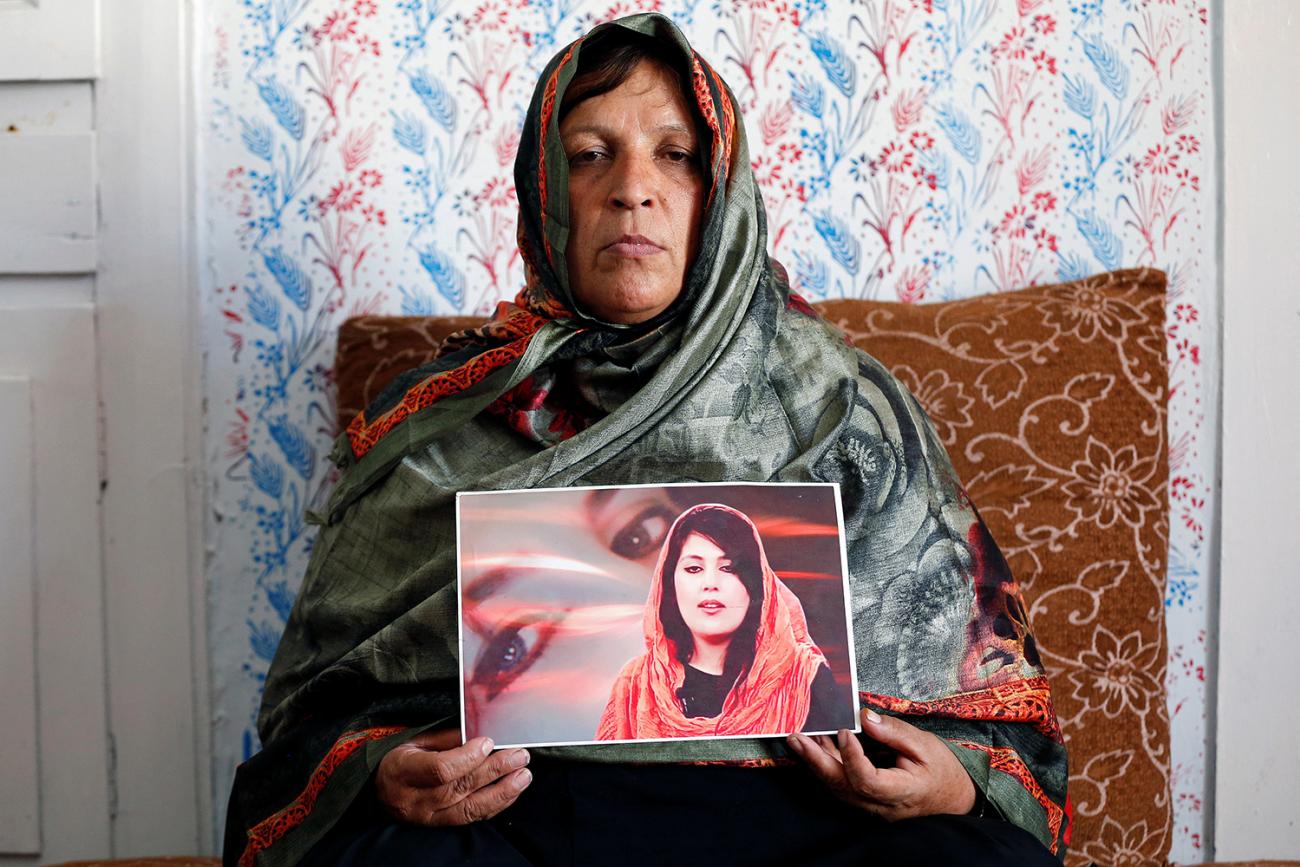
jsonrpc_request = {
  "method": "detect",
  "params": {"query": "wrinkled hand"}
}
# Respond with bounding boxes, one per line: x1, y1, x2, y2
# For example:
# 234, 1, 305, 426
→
374, 729, 531, 826
788, 709, 976, 820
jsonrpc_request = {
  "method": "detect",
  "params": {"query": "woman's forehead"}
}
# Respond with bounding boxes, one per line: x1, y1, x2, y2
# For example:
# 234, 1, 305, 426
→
680, 532, 728, 557
559, 60, 698, 134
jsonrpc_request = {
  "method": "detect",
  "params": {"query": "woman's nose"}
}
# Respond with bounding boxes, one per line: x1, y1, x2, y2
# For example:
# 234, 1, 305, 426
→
608, 153, 655, 210
700, 568, 719, 591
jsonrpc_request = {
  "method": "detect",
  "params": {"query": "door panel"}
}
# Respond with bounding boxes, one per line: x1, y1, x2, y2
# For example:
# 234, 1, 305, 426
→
0, 376, 39, 855
0, 0, 98, 80
0, 303, 111, 863
0, 133, 97, 273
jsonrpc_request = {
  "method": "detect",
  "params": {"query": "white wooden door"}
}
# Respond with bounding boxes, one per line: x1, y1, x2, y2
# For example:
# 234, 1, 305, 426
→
1, 0, 208, 859
0, 302, 110, 863
0, 1, 111, 862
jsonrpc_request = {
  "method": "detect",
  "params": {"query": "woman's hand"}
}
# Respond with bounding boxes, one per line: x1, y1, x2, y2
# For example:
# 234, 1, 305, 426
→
374, 729, 531, 826
788, 709, 976, 820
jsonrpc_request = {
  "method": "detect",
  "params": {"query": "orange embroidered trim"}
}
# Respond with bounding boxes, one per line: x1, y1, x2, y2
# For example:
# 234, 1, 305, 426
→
707, 62, 735, 177
860, 675, 1063, 743
684, 757, 790, 768
690, 53, 726, 208
238, 726, 405, 867
952, 740, 1066, 856
537, 40, 580, 267
345, 306, 548, 459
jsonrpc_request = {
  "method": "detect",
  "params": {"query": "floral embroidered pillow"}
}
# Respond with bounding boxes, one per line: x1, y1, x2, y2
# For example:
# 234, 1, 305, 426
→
818, 268, 1170, 866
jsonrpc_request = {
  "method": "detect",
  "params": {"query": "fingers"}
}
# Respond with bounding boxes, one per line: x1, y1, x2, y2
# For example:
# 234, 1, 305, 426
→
452, 748, 531, 801
431, 767, 532, 826
376, 730, 535, 828
860, 709, 926, 760
787, 732, 845, 784
834, 727, 894, 798
405, 729, 463, 752
839, 733, 927, 821
794, 715, 964, 822
812, 734, 842, 764
402, 745, 530, 813
398, 737, 496, 787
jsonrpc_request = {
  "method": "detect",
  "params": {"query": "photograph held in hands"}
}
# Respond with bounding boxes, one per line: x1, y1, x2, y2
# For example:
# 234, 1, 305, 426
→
456, 482, 859, 749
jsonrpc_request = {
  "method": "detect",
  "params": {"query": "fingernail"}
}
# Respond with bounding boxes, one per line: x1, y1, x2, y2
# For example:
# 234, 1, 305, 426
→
513, 769, 532, 790
480, 737, 494, 756
837, 729, 848, 749
866, 709, 882, 725
787, 733, 804, 752
510, 749, 530, 769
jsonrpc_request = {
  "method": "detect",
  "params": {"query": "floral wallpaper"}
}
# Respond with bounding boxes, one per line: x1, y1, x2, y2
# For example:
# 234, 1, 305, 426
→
200, 0, 1216, 858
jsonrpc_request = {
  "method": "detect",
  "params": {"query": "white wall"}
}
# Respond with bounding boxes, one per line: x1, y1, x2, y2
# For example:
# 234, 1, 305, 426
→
1215, 1, 1300, 859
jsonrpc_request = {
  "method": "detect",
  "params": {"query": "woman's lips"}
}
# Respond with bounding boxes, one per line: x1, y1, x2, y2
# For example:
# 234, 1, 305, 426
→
603, 235, 663, 258
698, 600, 725, 613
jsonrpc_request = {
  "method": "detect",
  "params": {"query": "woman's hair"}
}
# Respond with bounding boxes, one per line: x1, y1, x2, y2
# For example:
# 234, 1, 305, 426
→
559, 26, 699, 126
658, 507, 765, 689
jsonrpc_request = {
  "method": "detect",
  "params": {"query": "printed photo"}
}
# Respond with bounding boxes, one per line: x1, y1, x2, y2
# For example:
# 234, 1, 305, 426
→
457, 482, 859, 748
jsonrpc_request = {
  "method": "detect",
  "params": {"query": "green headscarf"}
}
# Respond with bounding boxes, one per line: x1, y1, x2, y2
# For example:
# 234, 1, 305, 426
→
224, 15, 1069, 867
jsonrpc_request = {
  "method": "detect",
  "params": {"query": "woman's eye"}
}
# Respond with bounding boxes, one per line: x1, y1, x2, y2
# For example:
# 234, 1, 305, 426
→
609, 505, 673, 560
471, 617, 556, 701
496, 632, 528, 670
719, 563, 735, 573
569, 149, 606, 166
664, 149, 694, 164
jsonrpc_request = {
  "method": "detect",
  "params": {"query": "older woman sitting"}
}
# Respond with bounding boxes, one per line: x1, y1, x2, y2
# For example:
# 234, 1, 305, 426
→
223, 14, 1068, 867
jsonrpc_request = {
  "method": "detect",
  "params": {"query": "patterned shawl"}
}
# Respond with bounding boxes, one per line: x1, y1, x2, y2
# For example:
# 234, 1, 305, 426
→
223, 14, 1069, 867
596, 503, 828, 740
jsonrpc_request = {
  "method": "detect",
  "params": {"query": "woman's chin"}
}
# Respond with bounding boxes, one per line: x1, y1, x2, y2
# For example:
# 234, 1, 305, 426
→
687, 624, 743, 643
573, 274, 684, 324
585, 295, 677, 324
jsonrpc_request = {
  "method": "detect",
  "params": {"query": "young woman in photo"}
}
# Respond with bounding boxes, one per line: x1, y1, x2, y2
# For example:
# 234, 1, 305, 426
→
597, 503, 845, 739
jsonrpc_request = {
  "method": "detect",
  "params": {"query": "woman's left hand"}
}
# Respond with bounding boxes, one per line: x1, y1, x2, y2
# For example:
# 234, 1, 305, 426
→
788, 709, 976, 820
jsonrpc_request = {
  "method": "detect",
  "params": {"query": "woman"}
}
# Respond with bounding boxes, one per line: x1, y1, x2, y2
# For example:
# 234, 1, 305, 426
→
224, 14, 1067, 867
597, 503, 848, 739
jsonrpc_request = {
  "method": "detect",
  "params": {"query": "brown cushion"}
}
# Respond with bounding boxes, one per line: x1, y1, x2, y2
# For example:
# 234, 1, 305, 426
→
819, 268, 1170, 865
335, 315, 485, 428
334, 268, 1171, 863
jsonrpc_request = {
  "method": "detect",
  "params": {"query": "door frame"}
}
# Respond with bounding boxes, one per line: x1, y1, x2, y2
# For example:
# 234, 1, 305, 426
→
98, 0, 211, 854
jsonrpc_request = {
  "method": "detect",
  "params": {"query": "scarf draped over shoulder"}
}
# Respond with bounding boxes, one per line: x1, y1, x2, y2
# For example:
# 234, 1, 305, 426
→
223, 14, 1070, 867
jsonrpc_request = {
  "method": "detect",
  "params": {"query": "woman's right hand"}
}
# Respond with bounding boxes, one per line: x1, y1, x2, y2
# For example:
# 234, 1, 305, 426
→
374, 729, 531, 826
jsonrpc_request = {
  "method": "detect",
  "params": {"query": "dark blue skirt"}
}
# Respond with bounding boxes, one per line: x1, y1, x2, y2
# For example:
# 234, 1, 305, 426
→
301, 758, 1060, 866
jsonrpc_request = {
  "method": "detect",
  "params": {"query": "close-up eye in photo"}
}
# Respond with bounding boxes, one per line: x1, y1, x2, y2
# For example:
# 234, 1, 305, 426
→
3, 2, 1296, 866
455, 487, 676, 744
469, 608, 559, 694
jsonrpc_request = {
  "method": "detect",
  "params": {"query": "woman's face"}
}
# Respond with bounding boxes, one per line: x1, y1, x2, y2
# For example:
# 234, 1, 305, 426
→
673, 532, 751, 644
560, 58, 705, 324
